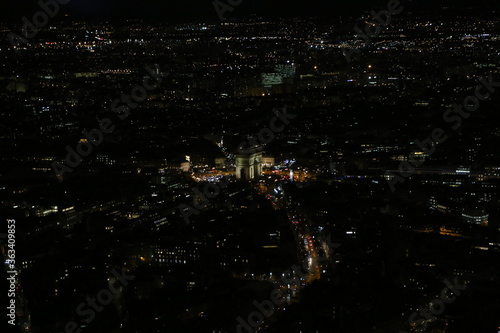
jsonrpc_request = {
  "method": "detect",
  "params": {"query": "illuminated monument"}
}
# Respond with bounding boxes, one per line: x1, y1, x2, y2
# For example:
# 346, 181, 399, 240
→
235, 146, 263, 180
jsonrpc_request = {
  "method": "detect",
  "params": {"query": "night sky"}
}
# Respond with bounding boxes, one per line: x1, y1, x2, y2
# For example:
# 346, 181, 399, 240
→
0, 0, 497, 23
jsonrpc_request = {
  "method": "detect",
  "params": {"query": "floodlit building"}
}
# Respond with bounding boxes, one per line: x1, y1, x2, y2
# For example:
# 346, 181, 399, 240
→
215, 157, 226, 169
261, 156, 275, 168
235, 146, 263, 180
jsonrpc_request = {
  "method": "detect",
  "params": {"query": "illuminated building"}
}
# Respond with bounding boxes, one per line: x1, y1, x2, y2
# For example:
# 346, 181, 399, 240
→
235, 147, 263, 180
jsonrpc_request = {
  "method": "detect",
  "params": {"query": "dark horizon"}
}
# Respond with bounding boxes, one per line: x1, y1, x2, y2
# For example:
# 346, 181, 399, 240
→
0, 0, 499, 24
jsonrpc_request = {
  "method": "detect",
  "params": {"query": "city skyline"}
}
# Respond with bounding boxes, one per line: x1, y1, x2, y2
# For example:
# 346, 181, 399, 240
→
1, 3, 500, 333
